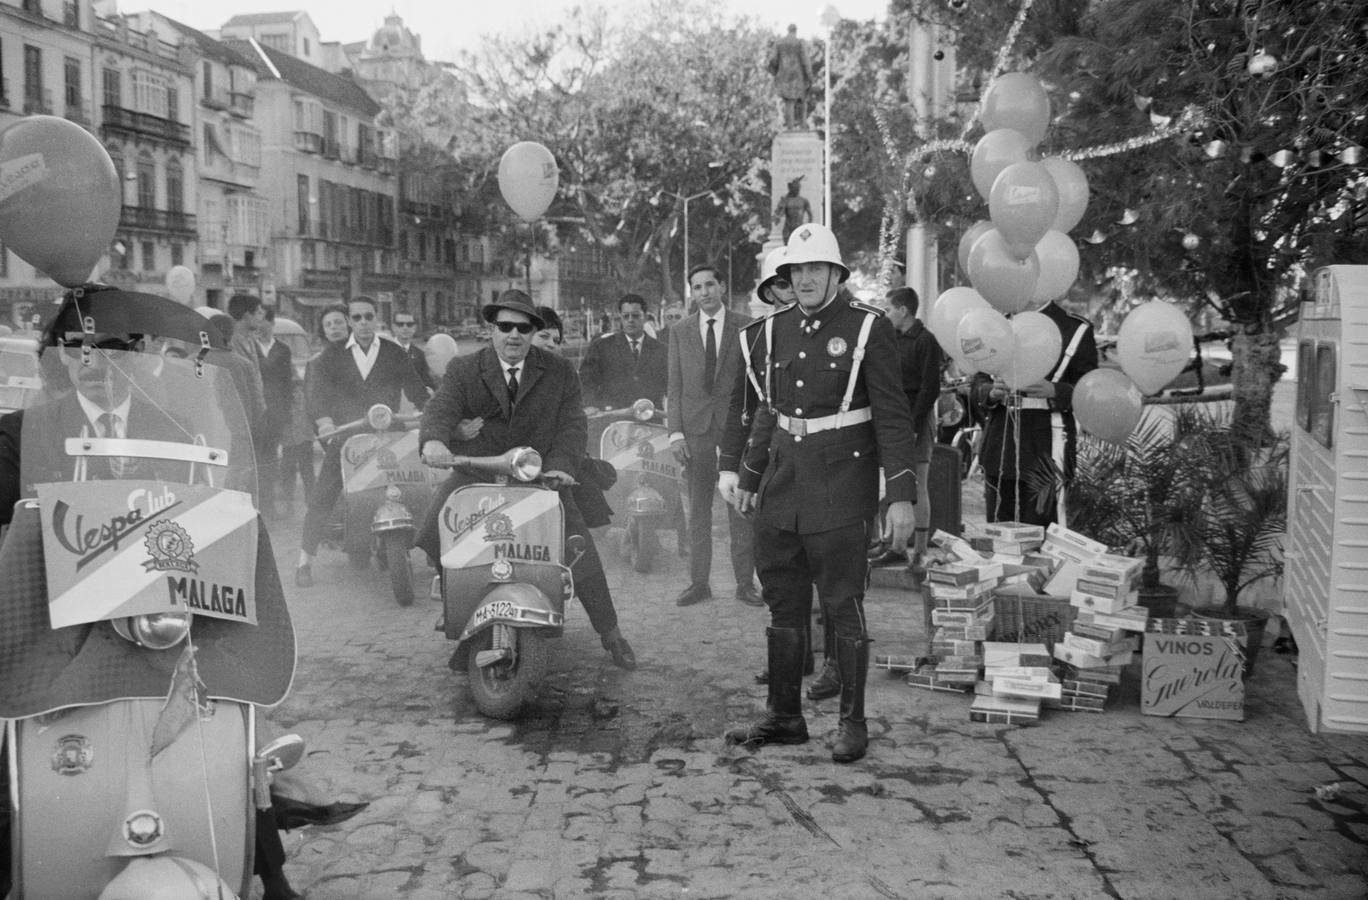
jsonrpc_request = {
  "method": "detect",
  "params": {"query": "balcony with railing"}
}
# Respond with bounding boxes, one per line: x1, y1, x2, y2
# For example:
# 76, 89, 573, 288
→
24, 89, 53, 116
359, 147, 379, 170
301, 268, 349, 291
294, 131, 322, 154
378, 157, 396, 176
120, 206, 197, 234
201, 89, 229, 111
322, 139, 340, 161
102, 105, 191, 146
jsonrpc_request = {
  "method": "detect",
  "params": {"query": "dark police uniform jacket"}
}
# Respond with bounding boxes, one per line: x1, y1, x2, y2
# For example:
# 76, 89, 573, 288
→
719, 295, 917, 534
974, 301, 1098, 482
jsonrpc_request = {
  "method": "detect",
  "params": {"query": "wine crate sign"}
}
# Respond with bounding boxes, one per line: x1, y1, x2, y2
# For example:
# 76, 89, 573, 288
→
1141, 619, 1248, 721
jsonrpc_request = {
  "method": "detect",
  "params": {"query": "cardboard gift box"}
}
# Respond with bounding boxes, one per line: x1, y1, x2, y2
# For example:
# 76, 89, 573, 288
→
1142, 618, 1248, 721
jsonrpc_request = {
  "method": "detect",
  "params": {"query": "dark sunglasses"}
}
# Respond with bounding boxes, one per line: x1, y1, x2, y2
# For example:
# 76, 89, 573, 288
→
350, 312, 376, 322
495, 321, 535, 334
394, 320, 416, 327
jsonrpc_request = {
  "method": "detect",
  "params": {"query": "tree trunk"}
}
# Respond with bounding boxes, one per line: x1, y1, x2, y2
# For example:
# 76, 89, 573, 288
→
1230, 327, 1282, 444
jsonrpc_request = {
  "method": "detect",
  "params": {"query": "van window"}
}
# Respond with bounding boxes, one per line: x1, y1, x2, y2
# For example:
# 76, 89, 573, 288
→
1311, 343, 1335, 449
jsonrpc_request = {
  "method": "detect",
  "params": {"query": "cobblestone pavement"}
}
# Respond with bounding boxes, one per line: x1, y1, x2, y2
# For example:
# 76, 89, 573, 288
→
259, 490, 1367, 900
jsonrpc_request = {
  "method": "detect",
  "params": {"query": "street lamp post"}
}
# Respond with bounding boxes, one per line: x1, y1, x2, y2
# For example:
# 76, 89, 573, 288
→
661, 188, 716, 299
820, 5, 842, 226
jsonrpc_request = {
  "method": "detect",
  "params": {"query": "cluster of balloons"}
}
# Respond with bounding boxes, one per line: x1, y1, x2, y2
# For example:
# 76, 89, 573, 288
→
930, 74, 1197, 445
931, 73, 1085, 396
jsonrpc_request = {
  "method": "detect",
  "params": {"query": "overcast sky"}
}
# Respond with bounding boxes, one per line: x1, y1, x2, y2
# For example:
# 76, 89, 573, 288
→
145, 0, 889, 65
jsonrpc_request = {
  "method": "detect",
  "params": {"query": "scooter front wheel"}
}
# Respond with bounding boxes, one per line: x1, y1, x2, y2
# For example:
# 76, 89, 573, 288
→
467, 625, 548, 719
383, 532, 414, 606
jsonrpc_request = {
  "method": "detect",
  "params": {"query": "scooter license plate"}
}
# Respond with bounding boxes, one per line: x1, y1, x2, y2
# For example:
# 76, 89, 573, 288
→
472, 600, 518, 625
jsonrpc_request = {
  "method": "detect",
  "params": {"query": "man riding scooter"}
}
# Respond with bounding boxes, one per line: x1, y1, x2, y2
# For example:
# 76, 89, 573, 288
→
0, 286, 354, 900
415, 291, 637, 671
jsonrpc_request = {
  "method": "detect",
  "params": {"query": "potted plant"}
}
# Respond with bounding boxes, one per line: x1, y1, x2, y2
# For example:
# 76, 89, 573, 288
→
1030, 405, 1218, 617
1167, 418, 1288, 675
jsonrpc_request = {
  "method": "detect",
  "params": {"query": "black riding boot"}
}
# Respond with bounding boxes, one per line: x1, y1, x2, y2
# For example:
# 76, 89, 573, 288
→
725, 626, 809, 747
806, 615, 840, 700
831, 635, 869, 763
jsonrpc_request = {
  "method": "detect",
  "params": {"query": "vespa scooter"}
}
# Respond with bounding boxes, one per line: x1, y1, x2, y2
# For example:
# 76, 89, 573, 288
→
328, 403, 439, 605
430, 448, 586, 719
589, 398, 681, 573
0, 288, 300, 899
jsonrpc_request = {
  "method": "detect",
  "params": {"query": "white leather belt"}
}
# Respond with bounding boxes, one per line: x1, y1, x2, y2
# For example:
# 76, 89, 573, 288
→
776, 407, 872, 436
1018, 398, 1051, 410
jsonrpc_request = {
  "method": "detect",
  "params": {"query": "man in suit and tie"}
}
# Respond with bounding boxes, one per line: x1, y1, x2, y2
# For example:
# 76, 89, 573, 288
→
578, 294, 668, 410
390, 311, 436, 393
296, 295, 428, 587
668, 264, 760, 608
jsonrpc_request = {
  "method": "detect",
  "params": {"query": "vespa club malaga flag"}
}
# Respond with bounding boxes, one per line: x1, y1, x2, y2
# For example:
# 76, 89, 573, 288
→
38, 480, 259, 628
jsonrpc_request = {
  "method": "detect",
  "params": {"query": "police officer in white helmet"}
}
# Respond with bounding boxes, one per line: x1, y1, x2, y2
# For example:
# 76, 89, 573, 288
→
717, 223, 918, 763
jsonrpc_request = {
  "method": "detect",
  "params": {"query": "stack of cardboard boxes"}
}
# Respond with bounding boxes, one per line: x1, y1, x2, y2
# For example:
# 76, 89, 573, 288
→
902, 522, 1154, 723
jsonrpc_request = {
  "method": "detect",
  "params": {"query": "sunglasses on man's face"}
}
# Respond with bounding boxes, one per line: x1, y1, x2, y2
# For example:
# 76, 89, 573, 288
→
495, 321, 536, 335
350, 312, 375, 322
394, 320, 416, 327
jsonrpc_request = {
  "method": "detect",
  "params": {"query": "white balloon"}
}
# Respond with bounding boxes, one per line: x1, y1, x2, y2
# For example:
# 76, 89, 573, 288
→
165, 265, 196, 304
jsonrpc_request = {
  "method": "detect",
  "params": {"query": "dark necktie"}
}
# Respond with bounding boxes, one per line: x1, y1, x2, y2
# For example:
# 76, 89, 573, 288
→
704, 318, 717, 392
98, 412, 128, 478
507, 366, 519, 402
631, 339, 640, 361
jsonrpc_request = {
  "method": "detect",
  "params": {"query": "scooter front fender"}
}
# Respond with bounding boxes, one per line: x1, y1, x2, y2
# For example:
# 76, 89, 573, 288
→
457, 582, 564, 643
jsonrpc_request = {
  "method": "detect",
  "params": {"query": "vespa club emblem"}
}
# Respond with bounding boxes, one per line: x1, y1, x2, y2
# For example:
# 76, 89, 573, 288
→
637, 441, 655, 460
826, 337, 847, 357
376, 447, 399, 470
483, 511, 516, 543
142, 519, 199, 572
343, 434, 379, 467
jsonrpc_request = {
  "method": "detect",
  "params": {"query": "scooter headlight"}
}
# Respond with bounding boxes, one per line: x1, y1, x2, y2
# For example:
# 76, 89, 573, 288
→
366, 403, 394, 431
113, 611, 192, 650
507, 447, 543, 482
631, 398, 656, 421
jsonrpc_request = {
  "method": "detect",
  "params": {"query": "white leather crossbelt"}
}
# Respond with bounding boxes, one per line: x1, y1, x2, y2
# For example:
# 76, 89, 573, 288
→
776, 407, 873, 436
1018, 398, 1051, 410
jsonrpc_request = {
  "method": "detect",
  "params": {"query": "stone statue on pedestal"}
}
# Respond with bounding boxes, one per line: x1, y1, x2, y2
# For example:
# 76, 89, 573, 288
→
773, 176, 814, 243
767, 24, 813, 131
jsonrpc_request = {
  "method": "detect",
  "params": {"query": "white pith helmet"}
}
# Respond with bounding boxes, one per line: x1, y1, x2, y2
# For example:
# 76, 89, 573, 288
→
778, 223, 850, 283
756, 247, 788, 304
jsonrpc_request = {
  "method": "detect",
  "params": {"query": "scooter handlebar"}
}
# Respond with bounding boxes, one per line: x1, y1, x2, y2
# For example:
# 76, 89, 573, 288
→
424, 446, 544, 483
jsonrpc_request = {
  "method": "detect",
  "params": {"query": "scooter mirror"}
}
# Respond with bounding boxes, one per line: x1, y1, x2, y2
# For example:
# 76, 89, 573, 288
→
506, 447, 543, 482
257, 733, 306, 772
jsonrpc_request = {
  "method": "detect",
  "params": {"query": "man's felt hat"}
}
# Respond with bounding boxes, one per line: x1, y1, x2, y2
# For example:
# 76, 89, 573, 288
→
482, 289, 544, 329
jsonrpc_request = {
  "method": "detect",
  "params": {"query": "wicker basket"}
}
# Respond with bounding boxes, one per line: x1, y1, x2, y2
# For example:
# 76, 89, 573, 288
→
992, 585, 1076, 649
